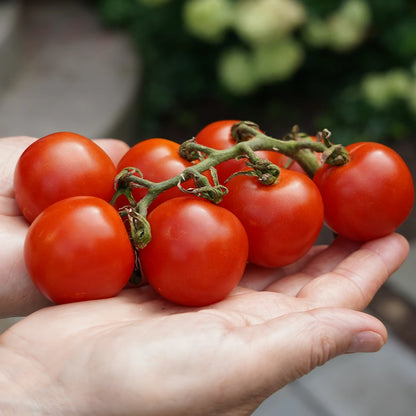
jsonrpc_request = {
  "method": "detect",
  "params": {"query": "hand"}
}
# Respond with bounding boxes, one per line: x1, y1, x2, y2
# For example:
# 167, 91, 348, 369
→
0, 136, 130, 317
0, 233, 409, 416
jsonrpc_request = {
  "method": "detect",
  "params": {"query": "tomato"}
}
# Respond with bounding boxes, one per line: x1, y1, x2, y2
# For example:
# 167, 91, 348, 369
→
139, 197, 249, 306
115, 138, 195, 211
195, 120, 289, 184
24, 196, 135, 304
220, 169, 324, 267
14, 132, 117, 223
314, 142, 414, 241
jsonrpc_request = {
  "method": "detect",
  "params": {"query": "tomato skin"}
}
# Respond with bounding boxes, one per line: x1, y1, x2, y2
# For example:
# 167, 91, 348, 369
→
195, 120, 289, 184
220, 169, 324, 268
139, 197, 249, 306
14, 132, 117, 223
24, 196, 135, 304
116, 138, 194, 211
314, 142, 414, 241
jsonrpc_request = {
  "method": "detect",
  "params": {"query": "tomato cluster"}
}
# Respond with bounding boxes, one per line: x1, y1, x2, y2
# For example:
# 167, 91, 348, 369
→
14, 122, 414, 307
15, 132, 135, 304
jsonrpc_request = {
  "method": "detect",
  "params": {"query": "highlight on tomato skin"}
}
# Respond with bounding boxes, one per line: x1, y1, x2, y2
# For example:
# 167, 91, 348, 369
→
14, 132, 117, 223
138, 197, 249, 307
314, 142, 415, 242
24, 196, 135, 304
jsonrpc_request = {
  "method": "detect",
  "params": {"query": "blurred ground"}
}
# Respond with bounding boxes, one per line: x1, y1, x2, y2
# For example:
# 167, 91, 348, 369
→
0, 0, 140, 142
0, 1, 415, 415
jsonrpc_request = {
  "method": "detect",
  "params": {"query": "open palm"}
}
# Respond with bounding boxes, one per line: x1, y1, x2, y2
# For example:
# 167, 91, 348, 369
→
1, 232, 408, 416
0, 136, 409, 415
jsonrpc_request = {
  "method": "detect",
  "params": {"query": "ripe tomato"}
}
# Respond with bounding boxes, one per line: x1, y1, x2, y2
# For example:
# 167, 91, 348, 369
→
14, 132, 117, 223
24, 196, 135, 304
195, 120, 289, 184
139, 197, 249, 306
220, 169, 324, 267
116, 138, 194, 211
314, 142, 414, 241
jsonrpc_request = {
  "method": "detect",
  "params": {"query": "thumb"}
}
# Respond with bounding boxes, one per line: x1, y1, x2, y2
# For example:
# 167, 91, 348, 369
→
94, 139, 130, 166
232, 308, 386, 408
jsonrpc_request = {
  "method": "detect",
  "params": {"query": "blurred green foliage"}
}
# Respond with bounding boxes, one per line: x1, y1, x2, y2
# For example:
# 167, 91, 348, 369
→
93, 0, 416, 143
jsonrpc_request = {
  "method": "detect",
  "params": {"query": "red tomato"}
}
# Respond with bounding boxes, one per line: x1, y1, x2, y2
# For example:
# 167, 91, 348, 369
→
220, 169, 324, 267
14, 132, 117, 223
24, 196, 135, 304
195, 120, 289, 184
116, 138, 194, 211
314, 142, 414, 241
139, 197, 249, 306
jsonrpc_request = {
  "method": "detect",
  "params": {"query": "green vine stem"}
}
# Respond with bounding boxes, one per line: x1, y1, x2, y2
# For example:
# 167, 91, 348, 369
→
112, 121, 349, 249
231, 121, 327, 177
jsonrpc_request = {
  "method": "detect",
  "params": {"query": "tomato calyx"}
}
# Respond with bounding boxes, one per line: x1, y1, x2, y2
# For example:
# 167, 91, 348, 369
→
319, 130, 351, 167
112, 167, 143, 207
120, 206, 152, 249
111, 168, 153, 248
226, 144, 281, 185
230, 120, 261, 142
321, 144, 351, 166
178, 137, 212, 162
178, 167, 228, 203
235, 157, 280, 186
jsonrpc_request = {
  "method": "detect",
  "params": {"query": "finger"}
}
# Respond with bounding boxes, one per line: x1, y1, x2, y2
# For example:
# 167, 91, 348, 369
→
0, 196, 20, 216
224, 308, 387, 413
239, 245, 328, 291
296, 233, 409, 310
0, 216, 52, 317
0, 137, 38, 198
94, 139, 130, 166
265, 236, 361, 295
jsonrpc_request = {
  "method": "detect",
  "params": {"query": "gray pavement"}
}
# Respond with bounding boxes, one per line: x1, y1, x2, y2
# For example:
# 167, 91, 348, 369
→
0, 0, 141, 142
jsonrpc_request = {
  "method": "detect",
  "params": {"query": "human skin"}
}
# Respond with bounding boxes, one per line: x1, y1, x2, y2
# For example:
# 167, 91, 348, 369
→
0, 232, 409, 415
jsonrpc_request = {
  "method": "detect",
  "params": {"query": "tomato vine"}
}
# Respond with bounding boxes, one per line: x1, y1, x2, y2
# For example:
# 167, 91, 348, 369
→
112, 121, 345, 249
16, 121, 414, 306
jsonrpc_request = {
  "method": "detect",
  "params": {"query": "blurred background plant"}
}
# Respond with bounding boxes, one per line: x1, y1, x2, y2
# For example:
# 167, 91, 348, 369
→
92, 0, 416, 144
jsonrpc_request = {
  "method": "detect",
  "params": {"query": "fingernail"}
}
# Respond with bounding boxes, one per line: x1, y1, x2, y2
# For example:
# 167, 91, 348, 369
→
347, 331, 385, 353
